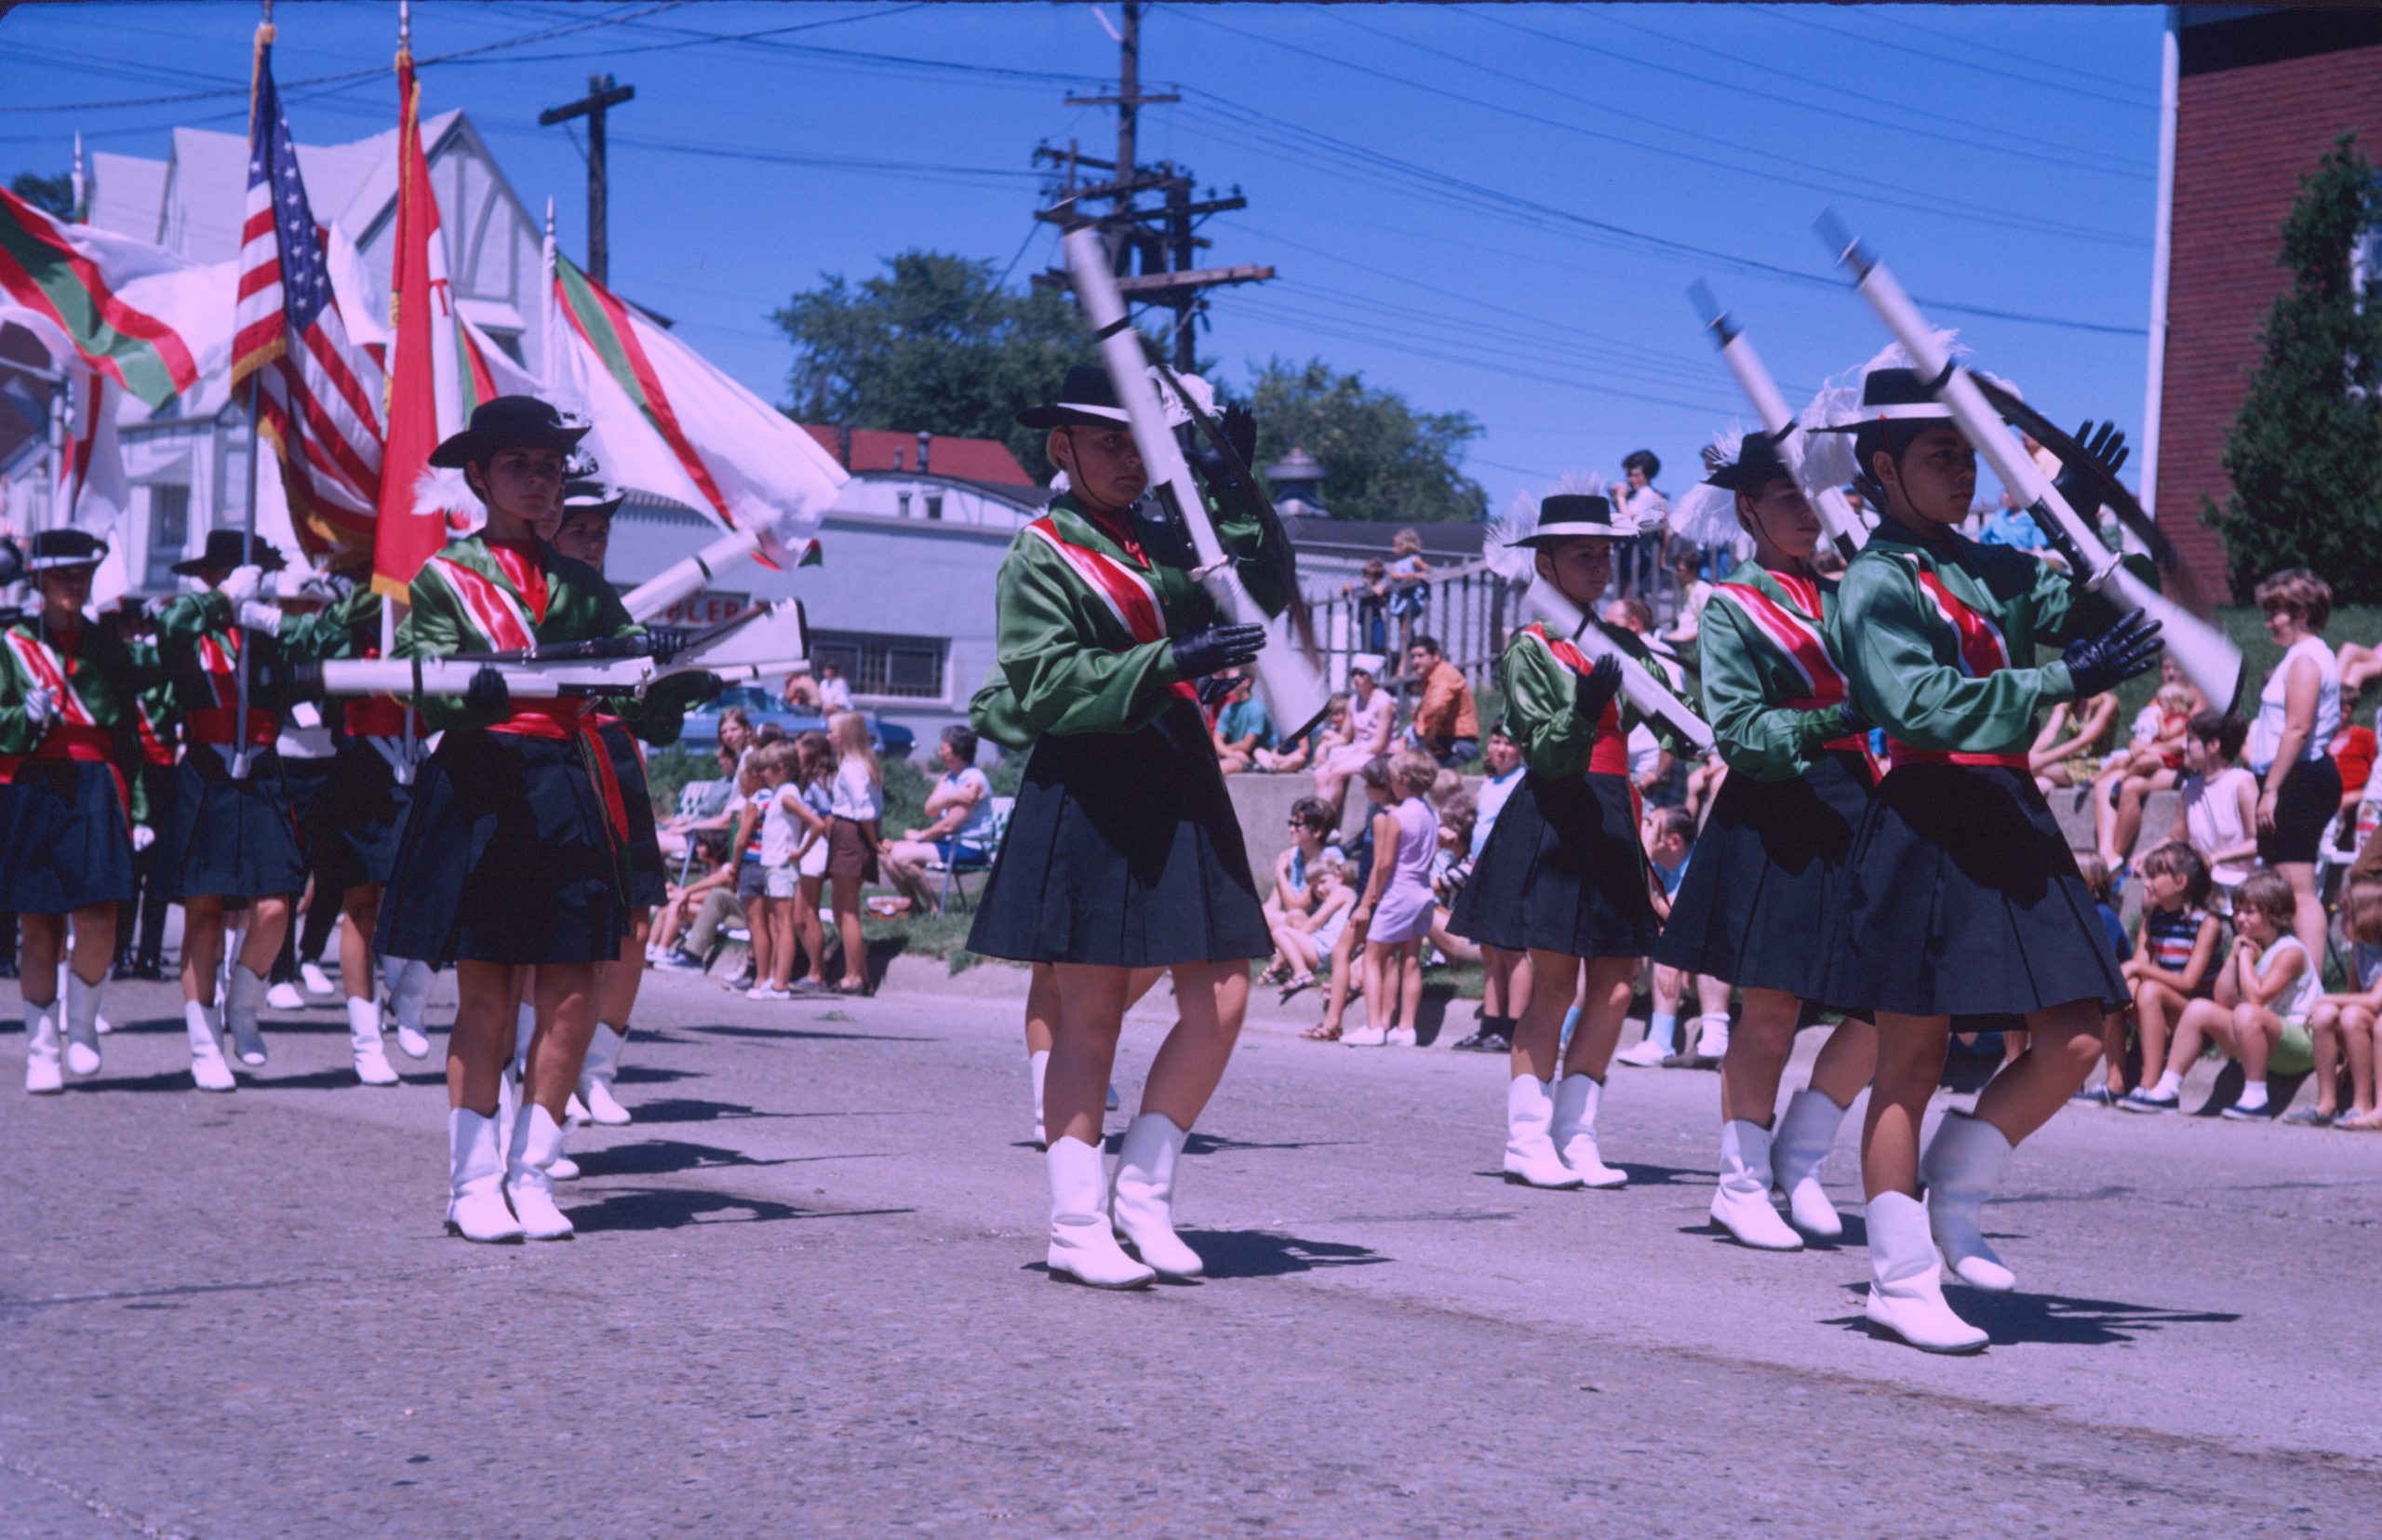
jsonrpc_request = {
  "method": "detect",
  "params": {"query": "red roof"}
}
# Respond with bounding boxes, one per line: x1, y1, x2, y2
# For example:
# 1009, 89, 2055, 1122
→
800, 424, 1034, 488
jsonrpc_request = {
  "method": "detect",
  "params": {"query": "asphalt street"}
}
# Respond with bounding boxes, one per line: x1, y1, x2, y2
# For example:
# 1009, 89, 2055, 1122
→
4, 966, 2378, 1538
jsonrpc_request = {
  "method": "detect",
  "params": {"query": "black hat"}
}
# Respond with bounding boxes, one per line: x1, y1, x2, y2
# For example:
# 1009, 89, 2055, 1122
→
1015, 365, 1131, 431
1517, 492, 1636, 548
27, 528, 109, 571
428, 395, 592, 469
1809, 365, 1957, 434
560, 476, 625, 521
1701, 428, 1796, 491
169, 529, 287, 577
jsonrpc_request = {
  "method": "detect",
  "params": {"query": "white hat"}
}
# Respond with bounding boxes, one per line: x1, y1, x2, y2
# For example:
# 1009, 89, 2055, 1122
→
1351, 652, 1386, 677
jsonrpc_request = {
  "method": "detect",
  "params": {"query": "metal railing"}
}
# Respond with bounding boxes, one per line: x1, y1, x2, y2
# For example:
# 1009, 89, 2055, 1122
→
1301, 558, 1513, 717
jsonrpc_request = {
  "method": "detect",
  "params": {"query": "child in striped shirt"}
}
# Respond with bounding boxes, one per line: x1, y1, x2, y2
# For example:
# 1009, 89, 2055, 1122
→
2113, 842, 2221, 1111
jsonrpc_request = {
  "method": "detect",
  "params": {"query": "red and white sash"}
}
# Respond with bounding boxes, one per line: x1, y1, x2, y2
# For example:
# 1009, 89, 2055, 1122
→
1897, 554, 2011, 679
5, 628, 97, 729
421, 551, 541, 651
1024, 516, 1198, 703
1711, 573, 1845, 706
1518, 623, 1628, 776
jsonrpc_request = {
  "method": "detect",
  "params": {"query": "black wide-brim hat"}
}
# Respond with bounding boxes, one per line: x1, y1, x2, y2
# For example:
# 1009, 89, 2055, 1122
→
169, 529, 286, 577
429, 394, 593, 469
561, 477, 626, 519
1518, 492, 1635, 547
27, 528, 109, 571
1016, 364, 1131, 431
1808, 365, 1958, 434
1702, 428, 1796, 491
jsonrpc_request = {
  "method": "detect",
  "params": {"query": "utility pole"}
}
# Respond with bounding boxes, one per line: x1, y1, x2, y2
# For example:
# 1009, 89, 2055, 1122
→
1034, 2, 1270, 371
539, 73, 635, 285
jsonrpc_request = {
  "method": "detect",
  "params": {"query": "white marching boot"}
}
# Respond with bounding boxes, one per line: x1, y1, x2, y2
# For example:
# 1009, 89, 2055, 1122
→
62, 972, 103, 1078
1772, 1089, 1849, 1240
385, 956, 433, 1060
446, 1107, 525, 1243
1045, 1135, 1154, 1289
578, 1023, 633, 1126
1550, 1073, 1628, 1188
1028, 1050, 1050, 1147
1503, 1075, 1585, 1188
1712, 1120, 1802, 1251
185, 1002, 236, 1092
22, 998, 62, 1094
1112, 1112, 1203, 1279
1921, 1113, 2017, 1292
223, 963, 270, 1067
347, 997, 399, 1086
503, 1103, 575, 1240
1864, 1191, 1987, 1353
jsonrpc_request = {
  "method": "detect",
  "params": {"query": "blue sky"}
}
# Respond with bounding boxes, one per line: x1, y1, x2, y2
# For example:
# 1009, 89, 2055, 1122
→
1, 2, 2166, 513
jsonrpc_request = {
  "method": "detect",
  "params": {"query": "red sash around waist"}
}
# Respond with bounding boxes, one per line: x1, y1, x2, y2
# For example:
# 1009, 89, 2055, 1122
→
1782, 694, 1883, 777
0, 723, 131, 814
186, 707, 278, 748
1586, 732, 1628, 778
487, 699, 630, 847
1885, 743, 2031, 771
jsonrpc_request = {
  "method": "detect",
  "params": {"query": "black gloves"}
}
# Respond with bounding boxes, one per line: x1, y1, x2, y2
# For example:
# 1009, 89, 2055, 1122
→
1172, 623, 1267, 683
1197, 673, 1241, 709
2051, 420, 2129, 529
1188, 403, 1260, 495
465, 664, 511, 721
643, 625, 690, 664
2063, 608, 2163, 700
649, 669, 727, 710
1572, 654, 1624, 721
1835, 699, 1870, 739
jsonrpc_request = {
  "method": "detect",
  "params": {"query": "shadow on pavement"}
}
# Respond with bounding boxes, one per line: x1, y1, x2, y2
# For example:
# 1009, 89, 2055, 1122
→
1183, 1132, 1355, 1155
573, 1139, 810, 1178
626, 1097, 803, 1124
565, 1186, 913, 1233
1823, 1290, 2242, 1347
679, 1023, 934, 1043
1193, 1228, 1389, 1279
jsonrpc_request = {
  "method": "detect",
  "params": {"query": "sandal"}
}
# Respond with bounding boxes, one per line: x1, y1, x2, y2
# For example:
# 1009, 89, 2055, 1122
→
835, 981, 869, 997
1301, 1022, 1341, 1041
1280, 973, 1316, 998
1258, 961, 1292, 986
2339, 1109, 2382, 1132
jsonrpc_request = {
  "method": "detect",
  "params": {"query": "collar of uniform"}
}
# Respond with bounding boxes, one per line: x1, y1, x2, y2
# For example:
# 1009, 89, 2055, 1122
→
1047, 495, 1146, 567
1863, 517, 1971, 566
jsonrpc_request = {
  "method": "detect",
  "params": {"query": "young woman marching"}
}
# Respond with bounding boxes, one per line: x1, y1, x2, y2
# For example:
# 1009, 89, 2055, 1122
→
376, 396, 715, 1242
1448, 493, 1679, 1193
967, 365, 1284, 1288
0, 531, 154, 1093
1810, 364, 2161, 1351
154, 529, 347, 1089
1653, 434, 1878, 1251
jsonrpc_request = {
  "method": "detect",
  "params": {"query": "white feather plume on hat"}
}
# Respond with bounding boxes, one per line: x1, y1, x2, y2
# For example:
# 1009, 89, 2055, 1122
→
1669, 426, 1755, 556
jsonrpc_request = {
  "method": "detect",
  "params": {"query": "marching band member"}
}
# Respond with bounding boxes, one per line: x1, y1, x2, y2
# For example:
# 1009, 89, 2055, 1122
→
376, 396, 713, 1242
968, 365, 1283, 1289
1448, 492, 1680, 1194
0, 530, 154, 1093
1810, 362, 2160, 1351
1655, 434, 1877, 1251
154, 529, 346, 1091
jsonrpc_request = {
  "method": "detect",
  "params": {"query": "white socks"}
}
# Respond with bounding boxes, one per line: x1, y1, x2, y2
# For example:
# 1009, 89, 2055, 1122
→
2238, 1079, 2268, 1111
1648, 1011, 1678, 1053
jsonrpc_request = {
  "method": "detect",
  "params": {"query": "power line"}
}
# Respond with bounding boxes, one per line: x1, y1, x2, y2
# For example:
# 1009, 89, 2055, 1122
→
1746, 6, 2159, 110
1863, 8, 2161, 102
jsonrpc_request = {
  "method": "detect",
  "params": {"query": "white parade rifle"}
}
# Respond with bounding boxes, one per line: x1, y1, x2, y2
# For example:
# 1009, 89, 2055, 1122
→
304, 598, 808, 701
1812, 210, 2247, 715
620, 506, 815, 625
1061, 224, 1332, 742
1481, 514, 1714, 755
1687, 280, 1867, 561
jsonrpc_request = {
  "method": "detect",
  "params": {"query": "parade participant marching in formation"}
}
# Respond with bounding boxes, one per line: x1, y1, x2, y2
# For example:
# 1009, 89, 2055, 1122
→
119, 619, 181, 982
968, 365, 1284, 1289
1655, 432, 1879, 1251
1809, 359, 2161, 1351
1449, 492, 1681, 1193
548, 463, 690, 1127
376, 396, 716, 1243
154, 529, 348, 1091
0, 530, 157, 1094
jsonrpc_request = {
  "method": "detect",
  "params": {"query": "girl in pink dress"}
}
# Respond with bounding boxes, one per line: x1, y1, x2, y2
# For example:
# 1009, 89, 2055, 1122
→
1346, 751, 1443, 1047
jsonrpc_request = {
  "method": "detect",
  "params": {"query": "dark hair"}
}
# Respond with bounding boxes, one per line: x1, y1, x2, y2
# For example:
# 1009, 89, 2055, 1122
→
1358, 755, 1397, 792
1410, 635, 1443, 658
2255, 568, 2332, 633
2071, 849, 2115, 904
1614, 596, 1654, 632
2137, 840, 2213, 908
1650, 806, 1695, 845
1289, 796, 1334, 835
941, 724, 978, 764
1851, 420, 1933, 505
754, 723, 787, 746
2236, 868, 2296, 931
2186, 709, 2249, 762
1622, 449, 1661, 480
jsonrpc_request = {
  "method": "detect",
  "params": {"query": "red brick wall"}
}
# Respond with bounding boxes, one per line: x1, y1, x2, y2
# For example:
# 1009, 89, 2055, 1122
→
2161, 39, 2382, 600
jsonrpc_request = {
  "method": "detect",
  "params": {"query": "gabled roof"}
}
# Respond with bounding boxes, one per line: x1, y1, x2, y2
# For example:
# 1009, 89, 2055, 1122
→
801, 424, 1034, 488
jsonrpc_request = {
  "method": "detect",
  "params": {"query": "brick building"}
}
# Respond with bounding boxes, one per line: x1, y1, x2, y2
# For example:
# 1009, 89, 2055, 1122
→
2148, 7, 2382, 600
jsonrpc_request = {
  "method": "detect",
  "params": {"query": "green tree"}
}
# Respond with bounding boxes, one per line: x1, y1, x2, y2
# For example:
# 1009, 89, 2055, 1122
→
771, 250, 1095, 482
8, 171, 74, 219
2206, 134, 2382, 601
1245, 357, 1487, 523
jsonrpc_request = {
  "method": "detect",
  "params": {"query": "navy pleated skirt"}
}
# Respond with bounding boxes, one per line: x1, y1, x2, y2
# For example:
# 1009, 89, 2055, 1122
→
0, 759, 136, 913
162, 746, 308, 903
598, 720, 668, 910
375, 729, 626, 966
1653, 748, 1875, 997
1447, 770, 1658, 960
969, 700, 1269, 967
306, 741, 412, 891
1813, 762, 2126, 1019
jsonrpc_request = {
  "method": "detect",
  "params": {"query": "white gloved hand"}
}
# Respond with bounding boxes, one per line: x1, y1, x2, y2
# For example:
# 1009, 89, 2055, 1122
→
131, 824, 155, 853
219, 565, 264, 605
21, 683, 56, 729
235, 600, 284, 636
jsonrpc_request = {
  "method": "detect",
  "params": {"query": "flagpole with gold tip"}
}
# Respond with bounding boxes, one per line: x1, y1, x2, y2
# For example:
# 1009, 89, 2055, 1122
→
232, 0, 274, 782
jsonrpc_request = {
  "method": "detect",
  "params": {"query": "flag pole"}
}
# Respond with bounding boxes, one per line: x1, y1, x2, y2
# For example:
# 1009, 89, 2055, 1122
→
234, 0, 274, 782
382, 0, 411, 660
541, 196, 556, 391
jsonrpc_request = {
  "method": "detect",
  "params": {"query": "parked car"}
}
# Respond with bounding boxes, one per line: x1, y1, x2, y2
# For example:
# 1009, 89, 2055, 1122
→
676, 685, 917, 759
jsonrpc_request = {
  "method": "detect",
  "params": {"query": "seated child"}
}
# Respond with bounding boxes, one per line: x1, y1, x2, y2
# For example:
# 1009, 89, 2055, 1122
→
2113, 842, 2221, 1110
2132, 868, 2315, 1118
2302, 875, 2382, 1128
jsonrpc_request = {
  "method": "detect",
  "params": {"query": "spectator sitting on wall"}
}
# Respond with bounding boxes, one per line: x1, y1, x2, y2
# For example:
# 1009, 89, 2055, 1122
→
816, 662, 854, 713
1257, 690, 1344, 774
1211, 669, 1275, 775
1400, 636, 1479, 768
880, 726, 994, 917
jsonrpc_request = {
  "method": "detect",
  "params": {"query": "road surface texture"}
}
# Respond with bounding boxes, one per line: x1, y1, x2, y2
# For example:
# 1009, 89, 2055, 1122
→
4, 967, 2376, 1537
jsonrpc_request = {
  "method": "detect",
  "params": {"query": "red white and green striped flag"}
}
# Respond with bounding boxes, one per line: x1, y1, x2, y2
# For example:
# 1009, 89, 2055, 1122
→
549, 250, 843, 562
0, 184, 203, 409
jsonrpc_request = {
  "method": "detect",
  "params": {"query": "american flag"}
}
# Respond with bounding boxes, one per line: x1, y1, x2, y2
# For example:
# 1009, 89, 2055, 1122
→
232, 31, 383, 555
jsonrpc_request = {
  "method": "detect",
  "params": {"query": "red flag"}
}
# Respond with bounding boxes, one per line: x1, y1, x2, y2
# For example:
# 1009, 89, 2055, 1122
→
372, 44, 462, 597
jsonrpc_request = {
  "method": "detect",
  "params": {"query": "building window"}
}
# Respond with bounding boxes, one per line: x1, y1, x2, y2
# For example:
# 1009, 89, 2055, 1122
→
144, 484, 190, 588
923, 491, 944, 521
215, 428, 249, 528
810, 629, 947, 700
483, 328, 525, 366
